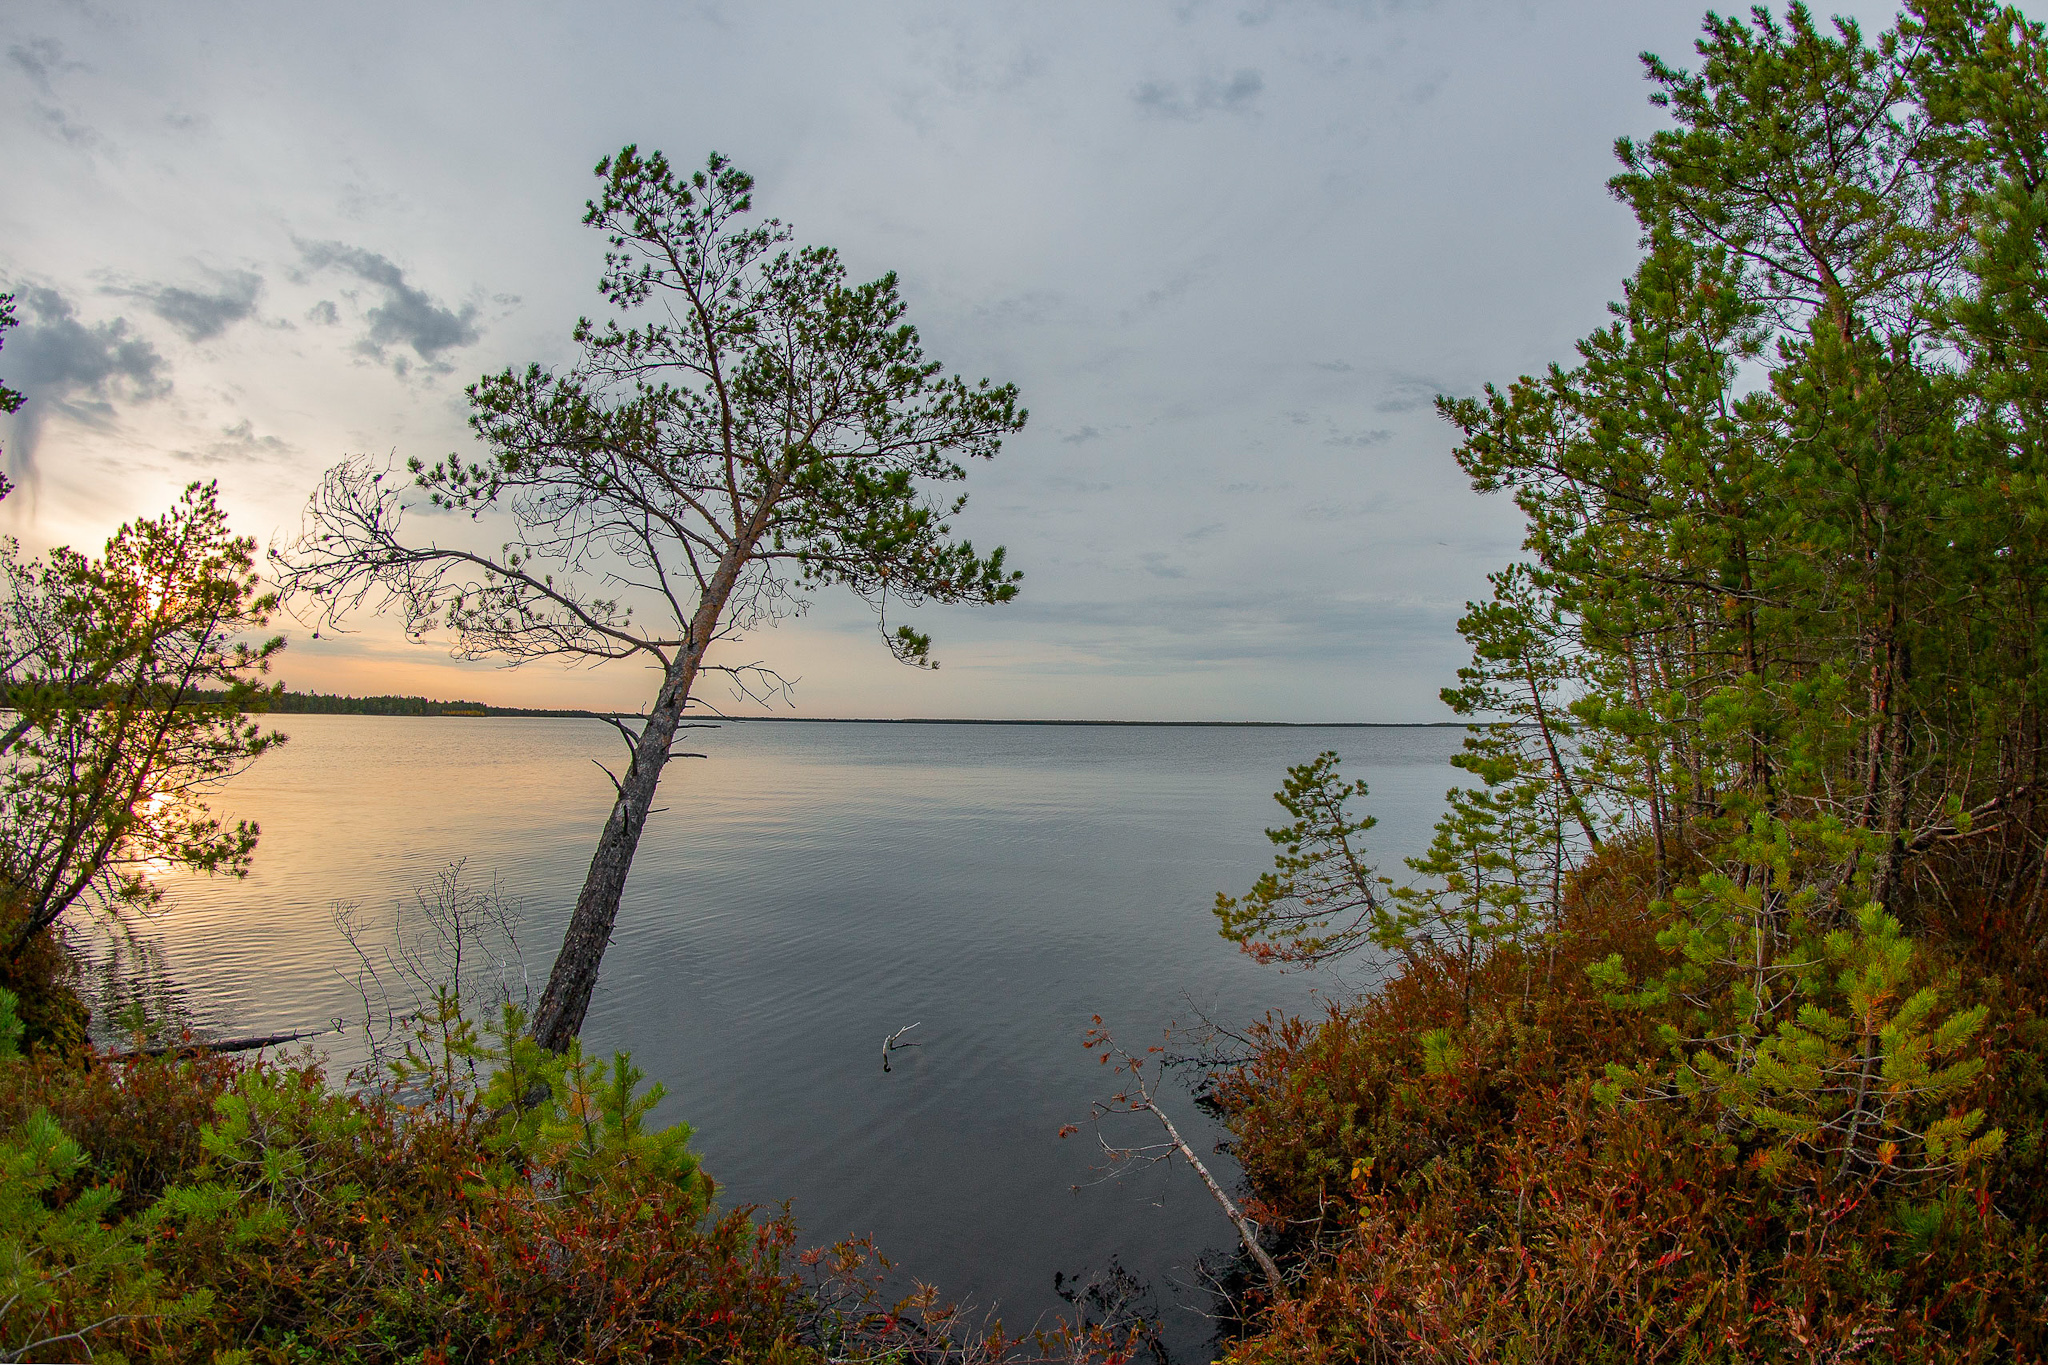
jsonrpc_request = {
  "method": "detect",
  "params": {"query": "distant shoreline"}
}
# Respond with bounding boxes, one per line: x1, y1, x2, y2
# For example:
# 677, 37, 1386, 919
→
278, 711, 1466, 728
722, 716, 1467, 728
253, 690, 1463, 727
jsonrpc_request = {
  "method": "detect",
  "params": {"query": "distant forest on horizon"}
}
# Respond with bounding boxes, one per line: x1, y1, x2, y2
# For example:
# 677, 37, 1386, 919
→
231, 691, 1460, 726
233, 690, 617, 719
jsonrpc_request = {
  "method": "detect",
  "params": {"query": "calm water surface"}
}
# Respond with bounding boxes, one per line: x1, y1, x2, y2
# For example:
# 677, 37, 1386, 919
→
103, 717, 1464, 1360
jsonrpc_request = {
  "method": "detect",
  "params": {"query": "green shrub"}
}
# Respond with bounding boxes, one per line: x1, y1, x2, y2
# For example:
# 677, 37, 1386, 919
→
0, 987, 816, 1363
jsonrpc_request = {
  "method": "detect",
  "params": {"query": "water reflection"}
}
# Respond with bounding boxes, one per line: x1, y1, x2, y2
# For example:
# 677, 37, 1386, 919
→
89, 717, 1464, 1361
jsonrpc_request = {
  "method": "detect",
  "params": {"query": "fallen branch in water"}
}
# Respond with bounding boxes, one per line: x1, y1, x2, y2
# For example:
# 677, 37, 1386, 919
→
1062, 1017, 1286, 1302
882, 1021, 923, 1073
103, 1027, 334, 1061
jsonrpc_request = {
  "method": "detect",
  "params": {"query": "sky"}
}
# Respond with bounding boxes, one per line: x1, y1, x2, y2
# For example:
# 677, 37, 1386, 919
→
0, 0, 1922, 721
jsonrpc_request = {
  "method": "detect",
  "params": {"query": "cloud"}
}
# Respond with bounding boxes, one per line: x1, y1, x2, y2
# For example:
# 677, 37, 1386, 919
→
173, 418, 296, 466
295, 240, 481, 371
7, 38, 81, 95
1404, 70, 1447, 106
1375, 374, 1443, 413
1133, 67, 1264, 120
112, 268, 263, 342
1324, 427, 1391, 448
1119, 262, 1209, 324
971, 288, 1064, 328
32, 104, 97, 147
306, 300, 340, 326
1, 284, 170, 476
1138, 551, 1186, 579
11, 39, 100, 148
1300, 498, 1372, 522
1007, 581, 1455, 671
1060, 425, 1103, 445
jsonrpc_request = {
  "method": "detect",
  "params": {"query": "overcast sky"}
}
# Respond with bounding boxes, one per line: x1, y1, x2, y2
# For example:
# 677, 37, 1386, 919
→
2, 0, 1921, 721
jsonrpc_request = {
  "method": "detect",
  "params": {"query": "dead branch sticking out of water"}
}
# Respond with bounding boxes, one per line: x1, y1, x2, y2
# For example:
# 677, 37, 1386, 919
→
1062, 1018, 1286, 1302
882, 1021, 923, 1072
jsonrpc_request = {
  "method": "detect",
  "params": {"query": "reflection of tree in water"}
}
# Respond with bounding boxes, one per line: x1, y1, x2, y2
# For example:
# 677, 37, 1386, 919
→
333, 858, 530, 1086
1054, 1258, 1169, 1365
1053, 1242, 1277, 1364
79, 931, 201, 1049
1187, 1245, 1269, 1362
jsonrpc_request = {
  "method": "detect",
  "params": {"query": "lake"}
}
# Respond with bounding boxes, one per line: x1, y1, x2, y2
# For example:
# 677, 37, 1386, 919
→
87, 716, 1465, 1361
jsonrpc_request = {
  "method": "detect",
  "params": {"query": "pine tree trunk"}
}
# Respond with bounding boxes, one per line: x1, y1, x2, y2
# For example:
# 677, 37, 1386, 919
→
527, 545, 751, 1053
528, 652, 697, 1053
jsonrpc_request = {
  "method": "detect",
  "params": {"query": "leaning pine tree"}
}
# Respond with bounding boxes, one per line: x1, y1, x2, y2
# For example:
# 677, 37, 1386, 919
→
281, 149, 1026, 1052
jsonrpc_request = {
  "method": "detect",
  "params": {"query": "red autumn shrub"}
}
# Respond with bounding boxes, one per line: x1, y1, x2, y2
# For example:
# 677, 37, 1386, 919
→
1214, 844, 2048, 1363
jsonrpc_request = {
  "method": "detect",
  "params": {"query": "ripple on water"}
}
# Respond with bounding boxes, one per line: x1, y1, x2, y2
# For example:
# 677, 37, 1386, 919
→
97, 716, 1464, 1362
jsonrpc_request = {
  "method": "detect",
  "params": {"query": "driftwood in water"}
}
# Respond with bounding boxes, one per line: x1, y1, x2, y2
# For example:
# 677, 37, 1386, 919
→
103, 1027, 332, 1062
881, 1021, 923, 1072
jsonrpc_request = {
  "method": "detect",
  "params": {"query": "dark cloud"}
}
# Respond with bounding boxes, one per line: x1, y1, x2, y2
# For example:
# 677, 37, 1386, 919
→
306, 300, 340, 326
7, 38, 81, 95
1133, 67, 1264, 120
1325, 427, 1391, 448
11, 39, 99, 148
296, 240, 481, 371
1, 283, 170, 476
113, 268, 263, 342
1060, 425, 1103, 445
174, 418, 295, 466
29, 100, 97, 149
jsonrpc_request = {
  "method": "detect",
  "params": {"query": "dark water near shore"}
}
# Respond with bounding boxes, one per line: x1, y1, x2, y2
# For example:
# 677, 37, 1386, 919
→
93, 716, 1464, 1360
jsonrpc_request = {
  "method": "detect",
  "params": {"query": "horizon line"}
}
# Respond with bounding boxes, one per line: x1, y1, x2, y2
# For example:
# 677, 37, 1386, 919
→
255, 690, 1467, 727
717, 716, 1467, 728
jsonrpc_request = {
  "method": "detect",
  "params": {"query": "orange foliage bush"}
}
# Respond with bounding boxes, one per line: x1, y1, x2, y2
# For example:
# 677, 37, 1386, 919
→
1216, 844, 2048, 1363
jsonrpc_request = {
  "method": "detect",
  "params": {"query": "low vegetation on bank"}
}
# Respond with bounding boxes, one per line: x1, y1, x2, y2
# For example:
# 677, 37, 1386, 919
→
0, 988, 807, 1363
